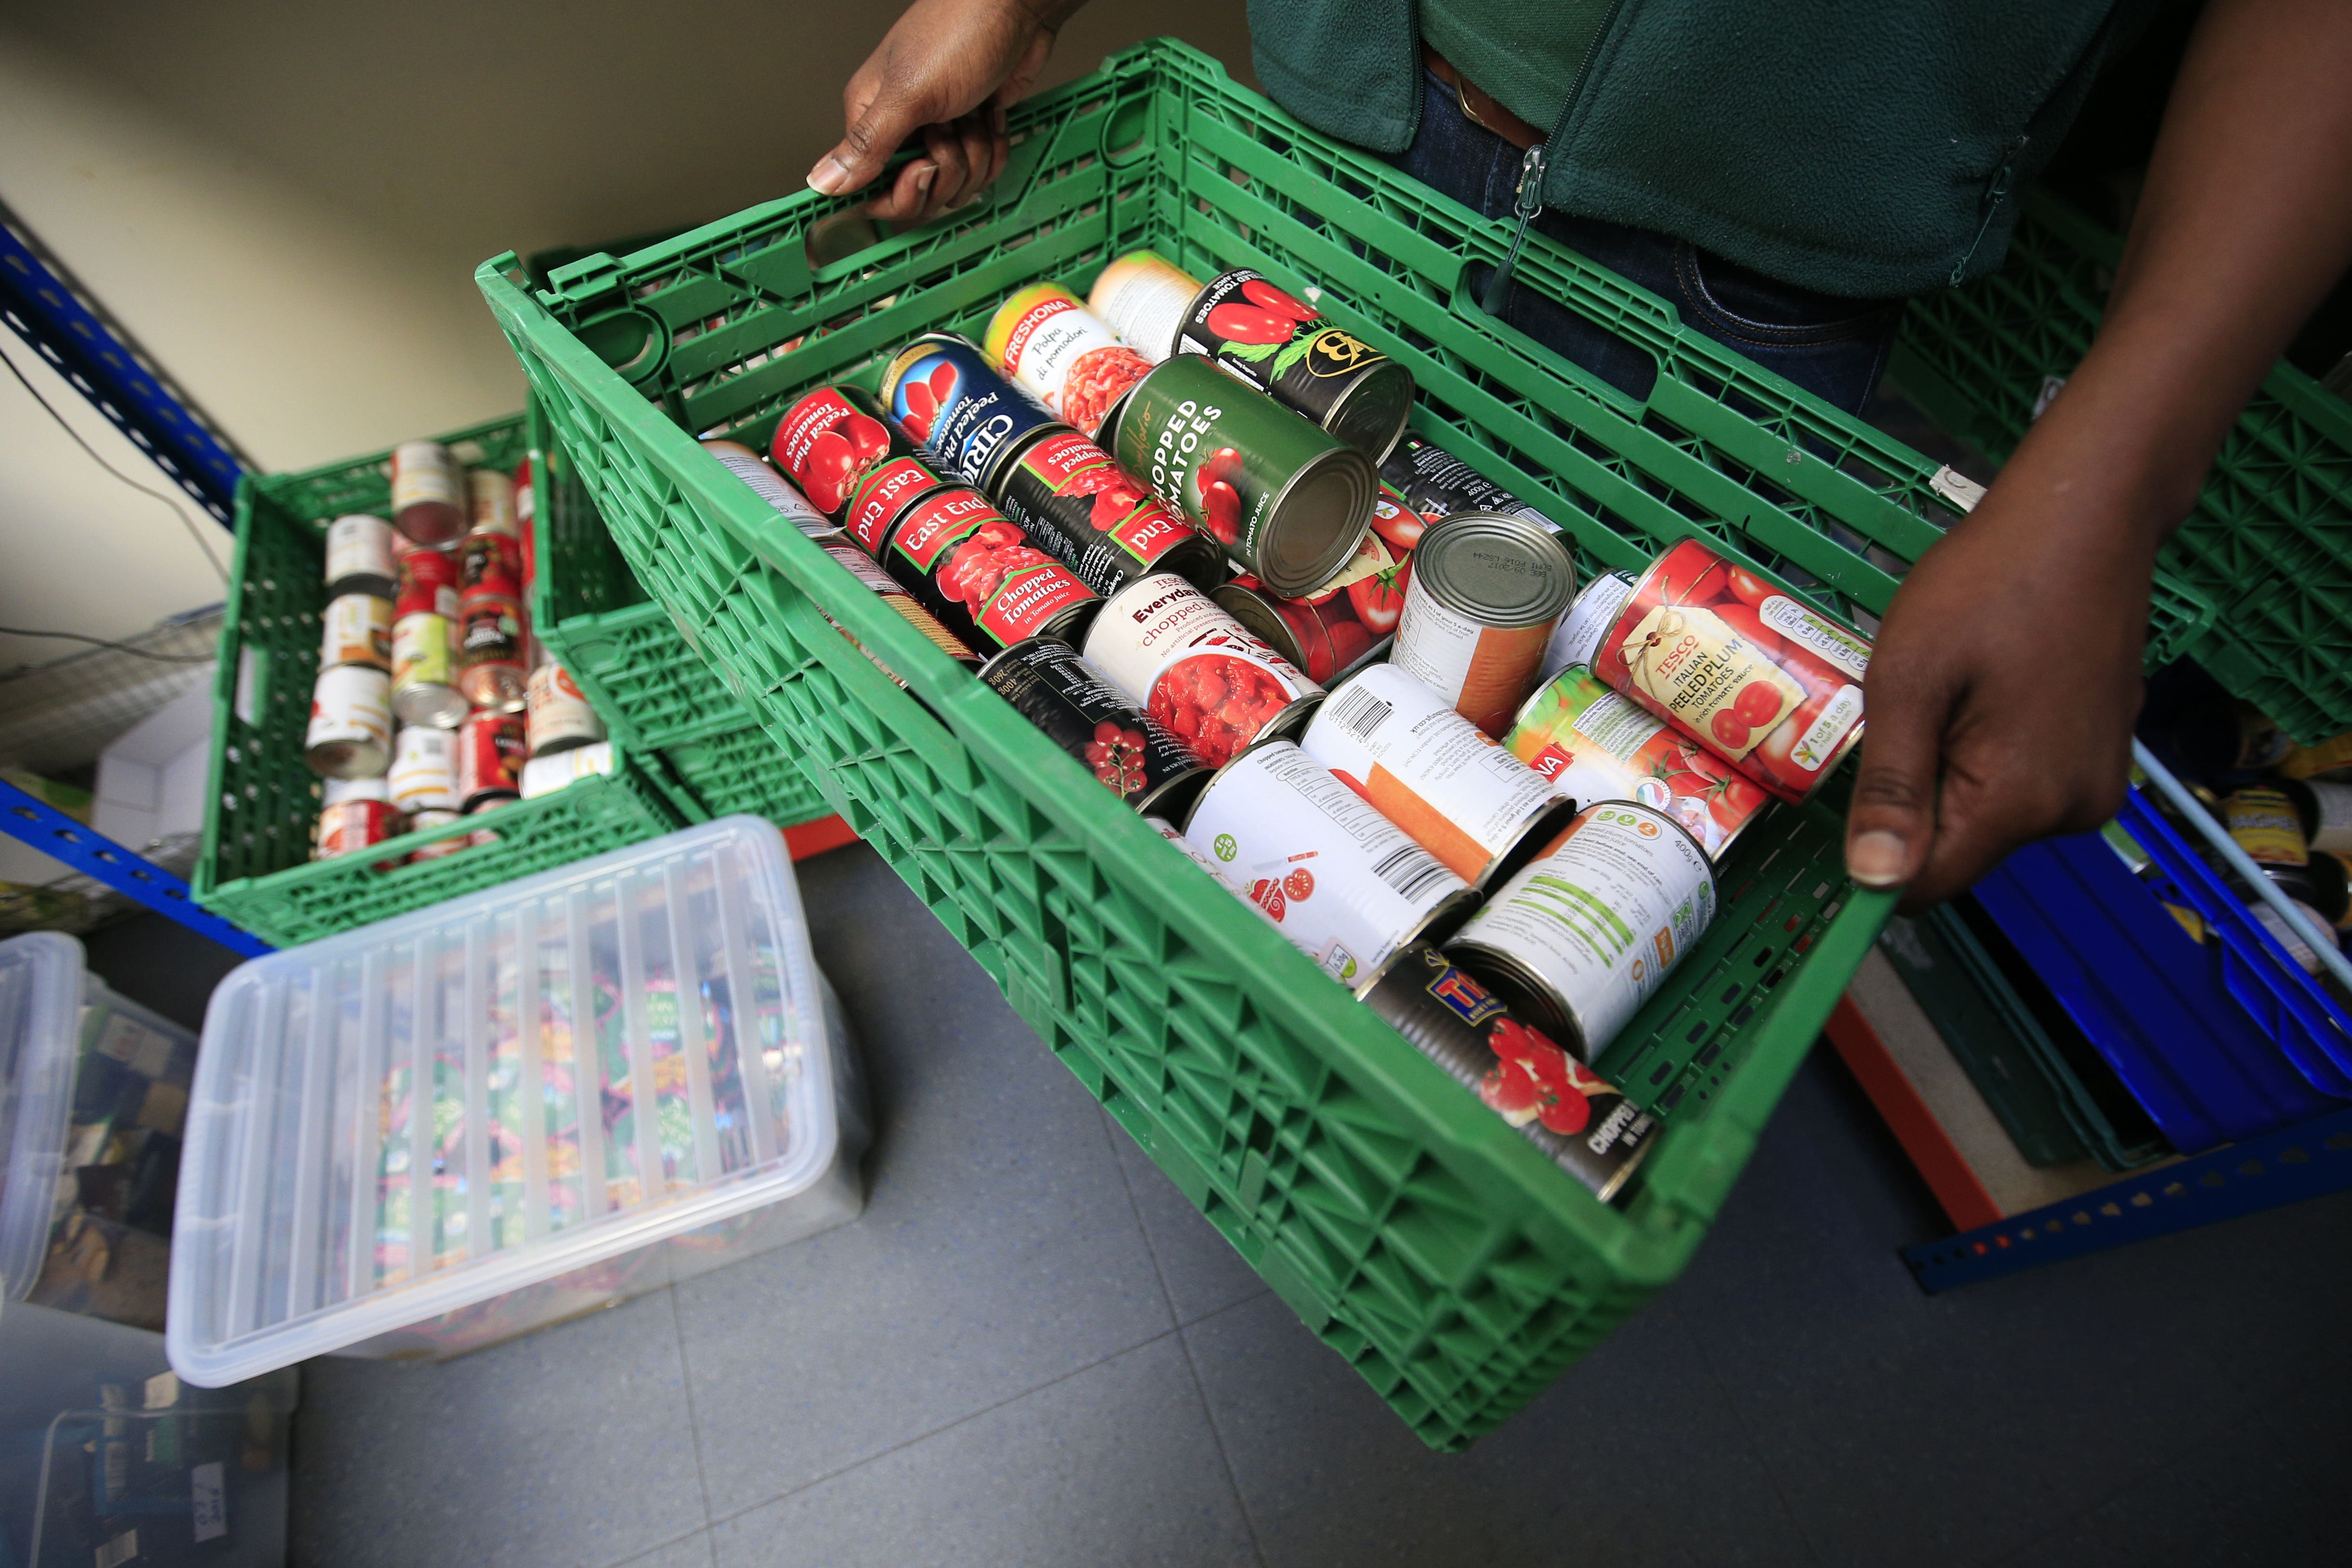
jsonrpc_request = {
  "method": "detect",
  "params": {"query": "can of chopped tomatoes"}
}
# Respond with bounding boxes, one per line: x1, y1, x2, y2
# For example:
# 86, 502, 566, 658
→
988, 426, 1222, 594
869, 486, 1097, 652
456, 589, 528, 712
1506, 665, 1770, 861
1379, 437, 1563, 535
325, 514, 398, 600
880, 334, 1062, 494
984, 283, 1156, 440
771, 384, 919, 522
391, 613, 466, 728
1106, 355, 1374, 597
394, 544, 460, 621
457, 710, 526, 810
1449, 801, 1716, 1058
1391, 511, 1577, 737
979, 637, 1210, 817
1176, 270, 1414, 463
839, 451, 948, 553
1362, 942, 1655, 1201
702, 438, 841, 545
406, 810, 467, 862
319, 592, 392, 673
317, 798, 404, 862
1089, 250, 1203, 360
305, 665, 392, 779
388, 723, 461, 813
817, 541, 983, 675
526, 660, 605, 756
389, 440, 464, 545
1082, 573, 1324, 768
1589, 540, 1871, 805
1214, 526, 1407, 684
1182, 739, 1474, 994
1301, 662, 1574, 891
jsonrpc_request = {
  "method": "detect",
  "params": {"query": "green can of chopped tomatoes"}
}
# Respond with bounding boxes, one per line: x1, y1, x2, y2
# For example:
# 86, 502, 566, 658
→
1106, 356, 1374, 598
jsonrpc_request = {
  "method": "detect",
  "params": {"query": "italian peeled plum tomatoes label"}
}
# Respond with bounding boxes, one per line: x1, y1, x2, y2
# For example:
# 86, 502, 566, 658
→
1614, 604, 1802, 763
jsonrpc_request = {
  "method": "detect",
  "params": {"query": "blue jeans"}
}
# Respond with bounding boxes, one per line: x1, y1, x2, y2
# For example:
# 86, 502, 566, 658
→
1386, 68, 1904, 415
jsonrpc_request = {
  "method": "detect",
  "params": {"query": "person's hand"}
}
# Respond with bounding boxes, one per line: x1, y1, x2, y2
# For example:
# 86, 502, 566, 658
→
808, 0, 1079, 223
1841, 449, 2158, 911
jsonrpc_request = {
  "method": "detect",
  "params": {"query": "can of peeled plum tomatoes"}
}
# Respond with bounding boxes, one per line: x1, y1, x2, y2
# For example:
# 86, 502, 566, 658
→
1390, 511, 1576, 737
1505, 665, 1770, 861
978, 638, 1211, 817
1594, 539, 1870, 805
1087, 250, 1202, 360
324, 514, 398, 599
319, 593, 392, 673
1082, 573, 1324, 768
305, 665, 392, 779
1106, 355, 1374, 597
771, 384, 920, 523
1181, 739, 1474, 994
457, 711, 527, 810
389, 441, 465, 545
1448, 801, 1717, 1059
526, 661, 605, 757
988, 426, 1222, 594
871, 486, 1098, 652
1300, 663, 1573, 891
701, 439, 840, 544
316, 799, 404, 862
1175, 269, 1414, 463
984, 283, 1155, 440
880, 334, 1064, 494
1362, 942, 1655, 1202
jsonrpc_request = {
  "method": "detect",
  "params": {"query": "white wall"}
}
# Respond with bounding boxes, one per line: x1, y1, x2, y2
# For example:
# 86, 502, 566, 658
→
0, 1, 1255, 679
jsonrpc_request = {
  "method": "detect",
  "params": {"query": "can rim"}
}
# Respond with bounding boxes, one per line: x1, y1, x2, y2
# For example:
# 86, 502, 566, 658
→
1350, 884, 1481, 999
1410, 511, 1579, 627
1208, 581, 1309, 671
1443, 938, 1589, 1055
1260, 446, 1375, 598
1320, 358, 1416, 466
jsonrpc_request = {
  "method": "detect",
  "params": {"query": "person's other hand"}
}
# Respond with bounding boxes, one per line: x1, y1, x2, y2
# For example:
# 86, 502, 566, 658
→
1841, 451, 2157, 911
808, 0, 1076, 222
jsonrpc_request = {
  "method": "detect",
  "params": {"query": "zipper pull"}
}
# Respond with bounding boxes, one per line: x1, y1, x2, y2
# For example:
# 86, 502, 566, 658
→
1949, 135, 2028, 287
1480, 143, 1548, 317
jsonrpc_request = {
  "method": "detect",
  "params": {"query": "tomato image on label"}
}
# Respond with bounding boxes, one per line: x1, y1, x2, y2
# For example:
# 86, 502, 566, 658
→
1194, 447, 1245, 545
898, 361, 961, 442
1284, 866, 1316, 902
1150, 653, 1291, 767
1478, 1016, 1601, 1137
775, 387, 903, 518
941, 520, 1050, 612
1346, 555, 1410, 636
1083, 720, 1151, 794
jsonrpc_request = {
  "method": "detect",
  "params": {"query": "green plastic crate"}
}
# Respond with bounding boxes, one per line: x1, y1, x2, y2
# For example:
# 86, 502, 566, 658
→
195, 416, 687, 949
1894, 188, 2352, 745
475, 38, 1937, 1448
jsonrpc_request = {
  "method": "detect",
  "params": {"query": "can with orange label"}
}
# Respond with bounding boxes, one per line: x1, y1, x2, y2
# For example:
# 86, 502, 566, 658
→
1389, 511, 1575, 737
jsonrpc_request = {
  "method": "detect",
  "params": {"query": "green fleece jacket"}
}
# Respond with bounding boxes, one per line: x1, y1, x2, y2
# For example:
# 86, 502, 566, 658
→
1246, 0, 2140, 297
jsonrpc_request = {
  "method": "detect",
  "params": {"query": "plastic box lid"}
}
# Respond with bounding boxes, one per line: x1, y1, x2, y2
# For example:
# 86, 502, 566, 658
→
0, 934, 88, 1301
168, 816, 844, 1386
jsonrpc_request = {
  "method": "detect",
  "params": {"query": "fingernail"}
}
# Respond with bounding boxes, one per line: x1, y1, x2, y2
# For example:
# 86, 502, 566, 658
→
914, 162, 936, 193
806, 155, 852, 195
1845, 830, 1909, 888
951, 188, 984, 211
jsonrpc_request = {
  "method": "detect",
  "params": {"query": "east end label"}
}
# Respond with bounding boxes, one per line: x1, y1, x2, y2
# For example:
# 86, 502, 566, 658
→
1615, 604, 1802, 762
891, 490, 999, 571
1021, 432, 1193, 566
846, 457, 942, 551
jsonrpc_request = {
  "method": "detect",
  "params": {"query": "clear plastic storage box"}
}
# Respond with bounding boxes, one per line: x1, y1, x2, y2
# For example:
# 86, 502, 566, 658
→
167, 816, 869, 1386
1, 933, 199, 1332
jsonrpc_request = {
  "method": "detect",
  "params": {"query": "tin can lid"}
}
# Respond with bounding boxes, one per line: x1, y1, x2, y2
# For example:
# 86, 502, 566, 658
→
1322, 361, 1416, 466
1410, 512, 1578, 628
1548, 569, 1636, 670
1208, 583, 1308, 671
1262, 450, 1375, 598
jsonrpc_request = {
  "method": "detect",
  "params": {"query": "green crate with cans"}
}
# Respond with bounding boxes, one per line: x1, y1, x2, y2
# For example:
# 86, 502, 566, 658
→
1893, 185, 2352, 745
195, 415, 690, 949
453, 37, 2299, 1448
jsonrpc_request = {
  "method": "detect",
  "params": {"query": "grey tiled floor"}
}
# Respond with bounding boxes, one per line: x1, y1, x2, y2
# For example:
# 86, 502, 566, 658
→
275, 844, 2352, 1568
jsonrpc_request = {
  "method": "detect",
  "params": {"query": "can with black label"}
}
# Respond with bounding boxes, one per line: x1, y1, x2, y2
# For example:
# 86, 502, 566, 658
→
979, 637, 1210, 817
457, 711, 527, 810
1379, 437, 1563, 534
456, 589, 528, 712
1182, 738, 1474, 994
1300, 662, 1573, 891
771, 384, 923, 523
1449, 801, 1717, 1058
880, 334, 1062, 494
841, 452, 949, 554
1082, 573, 1324, 768
1176, 269, 1414, 463
1106, 355, 1373, 597
1391, 511, 1577, 737
305, 665, 392, 779
872, 486, 1099, 652
1363, 943, 1655, 1202
989, 426, 1223, 595
324, 514, 398, 599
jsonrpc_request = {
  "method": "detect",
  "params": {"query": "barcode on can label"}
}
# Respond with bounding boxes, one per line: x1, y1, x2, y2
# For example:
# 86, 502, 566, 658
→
1327, 682, 1393, 740
1369, 842, 1452, 901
